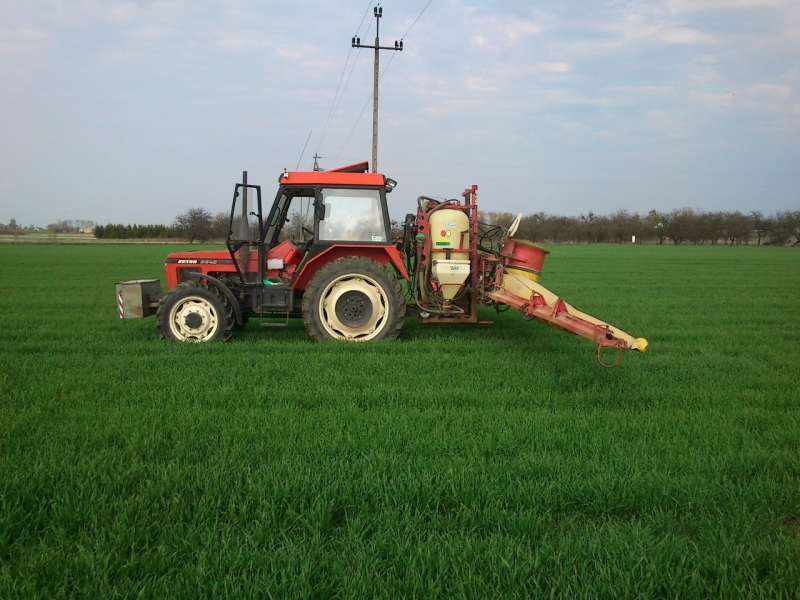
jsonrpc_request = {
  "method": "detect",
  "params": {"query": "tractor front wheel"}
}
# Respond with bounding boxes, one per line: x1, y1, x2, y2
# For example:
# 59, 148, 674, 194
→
156, 281, 234, 342
302, 257, 405, 342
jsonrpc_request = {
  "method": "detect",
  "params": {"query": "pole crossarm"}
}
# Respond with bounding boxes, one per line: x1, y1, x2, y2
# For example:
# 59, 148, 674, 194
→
350, 6, 403, 173
352, 43, 404, 51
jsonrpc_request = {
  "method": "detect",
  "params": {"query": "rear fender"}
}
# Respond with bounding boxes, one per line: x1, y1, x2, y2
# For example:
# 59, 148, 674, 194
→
292, 245, 408, 291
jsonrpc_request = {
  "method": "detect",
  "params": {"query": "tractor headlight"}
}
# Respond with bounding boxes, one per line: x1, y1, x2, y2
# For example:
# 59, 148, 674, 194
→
384, 178, 397, 193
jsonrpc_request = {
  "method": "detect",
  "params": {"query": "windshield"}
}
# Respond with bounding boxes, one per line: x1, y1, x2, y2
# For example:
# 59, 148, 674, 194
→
319, 188, 386, 242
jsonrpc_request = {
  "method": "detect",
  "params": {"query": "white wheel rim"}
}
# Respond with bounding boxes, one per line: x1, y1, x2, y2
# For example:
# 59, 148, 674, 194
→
319, 274, 389, 341
168, 295, 219, 342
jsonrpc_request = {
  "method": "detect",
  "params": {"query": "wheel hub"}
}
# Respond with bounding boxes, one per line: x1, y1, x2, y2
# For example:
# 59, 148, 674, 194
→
335, 290, 372, 327
184, 312, 203, 329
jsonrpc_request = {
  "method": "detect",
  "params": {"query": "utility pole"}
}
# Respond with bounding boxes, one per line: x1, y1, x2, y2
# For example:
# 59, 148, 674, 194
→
352, 6, 403, 173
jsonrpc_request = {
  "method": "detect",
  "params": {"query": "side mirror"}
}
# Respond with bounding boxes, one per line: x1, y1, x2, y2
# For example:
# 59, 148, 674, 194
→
314, 202, 327, 221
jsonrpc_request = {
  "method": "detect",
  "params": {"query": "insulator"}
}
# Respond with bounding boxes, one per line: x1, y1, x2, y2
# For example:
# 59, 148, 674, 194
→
352, 37, 356, 45
400, 40, 403, 50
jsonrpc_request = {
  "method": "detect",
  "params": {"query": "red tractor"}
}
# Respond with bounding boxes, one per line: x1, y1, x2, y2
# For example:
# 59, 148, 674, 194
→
116, 161, 647, 366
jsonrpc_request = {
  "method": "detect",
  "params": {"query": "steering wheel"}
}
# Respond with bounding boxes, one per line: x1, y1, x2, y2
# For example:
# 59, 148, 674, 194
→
299, 226, 314, 251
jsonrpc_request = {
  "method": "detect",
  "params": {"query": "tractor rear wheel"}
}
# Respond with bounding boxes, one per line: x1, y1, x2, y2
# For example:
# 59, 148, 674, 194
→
302, 257, 405, 342
156, 281, 234, 342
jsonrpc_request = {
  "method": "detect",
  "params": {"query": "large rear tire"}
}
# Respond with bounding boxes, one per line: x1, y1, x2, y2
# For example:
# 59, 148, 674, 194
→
302, 257, 405, 342
156, 281, 234, 342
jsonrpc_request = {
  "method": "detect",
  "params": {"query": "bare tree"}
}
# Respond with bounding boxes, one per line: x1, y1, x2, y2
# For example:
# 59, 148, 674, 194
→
211, 211, 230, 241
751, 211, 766, 246
664, 208, 700, 245
174, 208, 213, 243
609, 209, 641, 244
475, 211, 514, 229
517, 212, 547, 242
768, 211, 800, 246
722, 211, 753, 245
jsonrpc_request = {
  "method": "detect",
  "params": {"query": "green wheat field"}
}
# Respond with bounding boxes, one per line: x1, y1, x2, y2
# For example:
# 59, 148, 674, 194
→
1, 243, 799, 598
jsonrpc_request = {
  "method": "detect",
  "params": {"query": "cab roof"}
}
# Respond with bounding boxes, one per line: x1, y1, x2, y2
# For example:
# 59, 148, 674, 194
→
278, 161, 387, 187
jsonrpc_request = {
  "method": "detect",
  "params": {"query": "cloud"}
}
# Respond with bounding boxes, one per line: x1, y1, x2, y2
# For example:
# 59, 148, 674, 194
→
104, 2, 142, 22
468, 15, 542, 50
0, 27, 50, 58
748, 83, 792, 98
533, 62, 572, 73
656, 27, 717, 44
609, 85, 674, 95
216, 35, 269, 52
693, 92, 736, 108
666, 0, 789, 12
562, 120, 589, 131
465, 76, 499, 93
599, 14, 720, 46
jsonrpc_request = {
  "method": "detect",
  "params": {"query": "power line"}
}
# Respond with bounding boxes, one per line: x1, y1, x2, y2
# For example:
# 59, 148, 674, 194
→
331, 58, 394, 164
355, 0, 375, 36
354, 0, 375, 37
402, 0, 433, 39
328, 16, 373, 141
333, 93, 373, 165
332, 42, 405, 165
317, 49, 354, 153
350, 6, 404, 172
316, 0, 375, 154
295, 131, 312, 170
332, 0, 434, 165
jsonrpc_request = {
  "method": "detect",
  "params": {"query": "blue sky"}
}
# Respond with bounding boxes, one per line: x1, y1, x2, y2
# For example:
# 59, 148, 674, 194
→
1, 0, 798, 227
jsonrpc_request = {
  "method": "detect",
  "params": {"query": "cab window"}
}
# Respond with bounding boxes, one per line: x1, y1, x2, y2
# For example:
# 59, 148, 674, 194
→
319, 188, 386, 242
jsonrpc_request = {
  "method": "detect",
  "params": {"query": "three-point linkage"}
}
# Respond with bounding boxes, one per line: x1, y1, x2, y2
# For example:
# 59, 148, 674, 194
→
351, 6, 403, 174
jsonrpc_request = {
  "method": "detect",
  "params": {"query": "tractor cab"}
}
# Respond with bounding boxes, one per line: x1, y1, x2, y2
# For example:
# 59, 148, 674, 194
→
226, 161, 397, 289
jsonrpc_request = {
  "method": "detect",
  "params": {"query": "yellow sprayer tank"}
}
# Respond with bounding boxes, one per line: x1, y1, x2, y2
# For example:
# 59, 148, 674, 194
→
428, 208, 471, 300
428, 209, 470, 259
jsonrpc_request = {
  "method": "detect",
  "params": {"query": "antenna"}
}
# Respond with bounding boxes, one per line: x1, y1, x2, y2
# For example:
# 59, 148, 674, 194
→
295, 131, 313, 170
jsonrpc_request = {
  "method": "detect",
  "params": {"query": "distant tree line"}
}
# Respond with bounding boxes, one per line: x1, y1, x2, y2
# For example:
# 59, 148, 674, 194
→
48, 219, 96, 234
94, 209, 229, 243
0, 218, 95, 235
94, 223, 185, 240
478, 208, 800, 246
0, 218, 21, 230
90, 206, 800, 246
